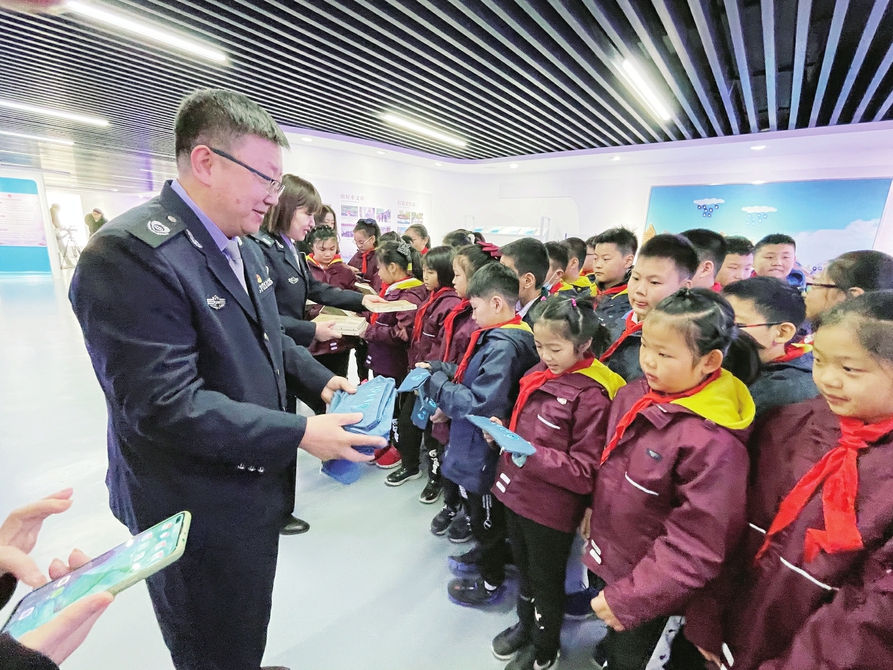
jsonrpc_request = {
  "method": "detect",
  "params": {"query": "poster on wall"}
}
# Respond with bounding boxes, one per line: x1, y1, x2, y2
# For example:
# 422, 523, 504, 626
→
645, 179, 892, 273
0, 177, 46, 247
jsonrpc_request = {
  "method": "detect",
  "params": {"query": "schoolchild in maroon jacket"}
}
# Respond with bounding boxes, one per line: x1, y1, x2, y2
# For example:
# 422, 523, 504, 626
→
387, 246, 460, 502
349, 218, 381, 381
428, 243, 502, 540
487, 295, 625, 670
584, 289, 761, 670
362, 240, 428, 467
305, 225, 361, 378
687, 291, 893, 670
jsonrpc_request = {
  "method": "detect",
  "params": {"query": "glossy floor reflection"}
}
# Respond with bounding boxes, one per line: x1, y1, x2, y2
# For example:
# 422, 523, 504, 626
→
0, 274, 605, 670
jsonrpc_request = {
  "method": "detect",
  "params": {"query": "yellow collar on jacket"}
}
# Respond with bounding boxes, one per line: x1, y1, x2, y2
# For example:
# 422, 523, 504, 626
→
671, 369, 755, 430
574, 359, 626, 400
385, 277, 424, 293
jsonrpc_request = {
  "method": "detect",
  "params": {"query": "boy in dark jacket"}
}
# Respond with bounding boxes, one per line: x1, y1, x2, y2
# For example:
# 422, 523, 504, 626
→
587, 228, 637, 332
500, 238, 550, 327
724, 277, 819, 417
421, 263, 539, 606
600, 234, 698, 382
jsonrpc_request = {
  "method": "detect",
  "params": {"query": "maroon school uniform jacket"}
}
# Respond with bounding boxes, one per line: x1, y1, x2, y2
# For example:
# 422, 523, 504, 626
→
408, 287, 460, 368
492, 359, 625, 534
364, 278, 428, 379
348, 249, 382, 292
306, 255, 359, 357
712, 397, 893, 670
583, 372, 755, 630
431, 302, 477, 445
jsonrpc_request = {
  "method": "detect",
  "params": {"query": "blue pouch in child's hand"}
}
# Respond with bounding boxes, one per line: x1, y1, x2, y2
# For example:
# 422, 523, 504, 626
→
397, 367, 431, 393
321, 459, 361, 485
411, 393, 438, 429
465, 415, 536, 466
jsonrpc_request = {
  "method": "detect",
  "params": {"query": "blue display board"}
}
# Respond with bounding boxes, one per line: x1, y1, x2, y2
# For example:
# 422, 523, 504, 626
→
645, 179, 892, 272
0, 177, 51, 273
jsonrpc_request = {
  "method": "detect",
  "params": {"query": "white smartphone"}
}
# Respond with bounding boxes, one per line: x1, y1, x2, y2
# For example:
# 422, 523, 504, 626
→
1, 511, 191, 639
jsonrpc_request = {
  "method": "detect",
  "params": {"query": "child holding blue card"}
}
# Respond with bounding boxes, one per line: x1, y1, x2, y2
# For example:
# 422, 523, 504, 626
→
487, 295, 624, 670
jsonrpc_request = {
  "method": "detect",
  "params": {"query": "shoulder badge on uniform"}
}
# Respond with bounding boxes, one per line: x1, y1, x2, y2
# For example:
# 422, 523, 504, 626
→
288, 277, 300, 284
252, 233, 274, 247
148, 221, 171, 236
207, 295, 226, 310
185, 229, 203, 249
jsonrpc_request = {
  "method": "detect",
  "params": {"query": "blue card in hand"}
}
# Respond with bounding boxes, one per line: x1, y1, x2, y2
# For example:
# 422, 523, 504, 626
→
397, 367, 431, 393
412, 394, 438, 429
465, 415, 536, 456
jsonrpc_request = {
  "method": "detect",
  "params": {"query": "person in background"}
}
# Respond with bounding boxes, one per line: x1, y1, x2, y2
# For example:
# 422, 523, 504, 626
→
419, 262, 539, 606
560, 237, 593, 293
387, 246, 460, 497
349, 218, 381, 291
0, 489, 114, 670
544, 241, 569, 294
488, 296, 621, 670
753, 234, 806, 289
680, 228, 727, 291
600, 234, 699, 382
715, 236, 754, 288
804, 250, 893, 327
688, 291, 893, 670
363, 240, 429, 469
586, 289, 759, 670
587, 227, 638, 333
83, 208, 107, 237
317, 204, 337, 231
443, 229, 477, 248
499, 238, 550, 327
724, 277, 818, 417
380, 231, 401, 243
405, 223, 431, 255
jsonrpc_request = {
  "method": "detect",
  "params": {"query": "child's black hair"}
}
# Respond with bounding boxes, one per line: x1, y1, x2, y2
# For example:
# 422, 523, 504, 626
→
467, 262, 519, 304
454, 243, 500, 277
422, 245, 455, 288
638, 234, 700, 280
826, 250, 893, 293
500, 238, 549, 289
443, 229, 476, 247
407, 223, 430, 250
651, 287, 762, 385
379, 231, 400, 243
307, 224, 337, 248
353, 218, 381, 243
562, 237, 587, 267
529, 294, 612, 358
815, 290, 893, 365
376, 240, 423, 280
586, 227, 639, 257
723, 276, 806, 329
754, 233, 796, 251
680, 228, 728, 275
545, 241, 569, 271
725, 236, 755, 257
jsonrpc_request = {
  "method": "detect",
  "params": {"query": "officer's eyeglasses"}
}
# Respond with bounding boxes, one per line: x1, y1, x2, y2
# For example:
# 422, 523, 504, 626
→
208, 147, 284, 197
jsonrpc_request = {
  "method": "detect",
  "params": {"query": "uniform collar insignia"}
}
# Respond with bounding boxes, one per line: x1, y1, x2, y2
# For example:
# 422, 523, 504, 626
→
147, 220, 170, 236
185, 229, 203, 249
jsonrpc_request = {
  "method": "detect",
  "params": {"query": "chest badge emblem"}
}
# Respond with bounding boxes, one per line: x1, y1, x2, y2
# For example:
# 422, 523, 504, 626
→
207, 295, 226, 310
288, 277, 299, 284
147, 220, 170, 235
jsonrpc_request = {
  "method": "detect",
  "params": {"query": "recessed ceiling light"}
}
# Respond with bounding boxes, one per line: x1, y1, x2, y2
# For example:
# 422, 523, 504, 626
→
434, 162, 443, 166
383, 113, 467, 148
618, 60, 672, 121
611, 155, 621, 161
301, 137, 313, 142
509, 163, 518, 168
750, 145, 767, 151
0, 130, 75, 146
67, 1, 227, 63
0, 99, 108, 127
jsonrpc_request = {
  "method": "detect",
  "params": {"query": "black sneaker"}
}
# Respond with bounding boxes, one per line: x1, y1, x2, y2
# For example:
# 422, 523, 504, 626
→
447, 576, 504, 606
418, 478, 442, 504
492, 621, 530, 660
430, 505, 457, 536
447, 512, 473, 543
448, 544, 481, 576
385, 465, 421, 487
565, 586, 599, 620
507, 644, 556, 670
591, 639, 608, 668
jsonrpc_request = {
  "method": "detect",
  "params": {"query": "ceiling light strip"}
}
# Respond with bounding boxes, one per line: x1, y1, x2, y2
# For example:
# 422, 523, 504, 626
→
0, 98, 108, 127
382, 113, 467, 148
0, 130, 75, 146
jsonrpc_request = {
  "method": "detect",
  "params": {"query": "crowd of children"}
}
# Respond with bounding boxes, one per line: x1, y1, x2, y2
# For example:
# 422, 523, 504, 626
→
290, 203, 893, 670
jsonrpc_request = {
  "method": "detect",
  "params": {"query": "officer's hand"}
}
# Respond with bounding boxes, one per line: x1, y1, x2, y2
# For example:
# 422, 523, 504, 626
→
361, 295, 388, 310
19, 591, 114, 664
300, 413, 384, 462
321, 376, 355, 404
314, 321, 342, 342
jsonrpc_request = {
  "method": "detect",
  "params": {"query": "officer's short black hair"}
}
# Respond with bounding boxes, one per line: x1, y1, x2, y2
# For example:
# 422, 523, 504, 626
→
638, 234, 699, 280
500, 238, 549, 289
723, 276, 807, 328
467, 262, 520, 304
681, 228, 728, 275
725, 236, 755, 257
586, 227, 638, 257
544, 241, 569, 272
175, 88, 288, 163
755, 233, 796, 251
562, 237, 587, 267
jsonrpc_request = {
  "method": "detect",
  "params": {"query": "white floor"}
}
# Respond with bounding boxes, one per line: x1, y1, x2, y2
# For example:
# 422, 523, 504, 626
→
0, 274, 605, 670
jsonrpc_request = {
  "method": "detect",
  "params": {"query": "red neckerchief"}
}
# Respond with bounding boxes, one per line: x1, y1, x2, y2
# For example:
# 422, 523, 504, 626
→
421, 247, 428, 255
360, 250, 372, 275
712, 282, 723, 293
598, 283, 627, 298
368, 281, 396, 326
441, 299, 471, 359
599, 312, 643, 362
509, 356, 594, 432
548, 282, 562, 295
454, 315, 522, 383
756, 414, 893, 563
600, 370, 721, 465
412, 286, 451, 343
773, 342, 810, 364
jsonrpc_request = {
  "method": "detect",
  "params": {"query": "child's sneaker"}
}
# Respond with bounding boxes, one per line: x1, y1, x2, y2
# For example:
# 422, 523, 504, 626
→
506, 644, 556, 670
418, 478, 442, 504
446, 513, 473, 543
430, 505, 457, 536
491, 621, 529, 660
448, 544, 482, 576
385, 465, 421, 486
374, 445, 402, 469
447, 576, 504, 606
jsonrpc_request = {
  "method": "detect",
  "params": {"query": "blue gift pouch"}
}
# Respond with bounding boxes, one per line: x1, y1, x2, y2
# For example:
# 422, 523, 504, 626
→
411, 393, 438, 429
397, 367, 431, 393
466, 414, 537, 466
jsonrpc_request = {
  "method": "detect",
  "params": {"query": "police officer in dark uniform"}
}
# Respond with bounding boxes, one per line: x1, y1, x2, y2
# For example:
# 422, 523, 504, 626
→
68, 88, 386, 670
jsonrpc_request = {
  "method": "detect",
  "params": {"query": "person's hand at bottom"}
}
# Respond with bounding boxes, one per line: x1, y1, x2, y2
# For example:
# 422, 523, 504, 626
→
697, 646, 722, 667
301, 413, 386, 462
591, 592, 625, 632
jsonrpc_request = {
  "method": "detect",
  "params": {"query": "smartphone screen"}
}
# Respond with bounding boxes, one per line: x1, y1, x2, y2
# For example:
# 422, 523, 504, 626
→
2, 511, 190, 639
